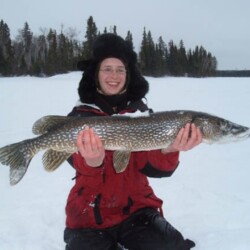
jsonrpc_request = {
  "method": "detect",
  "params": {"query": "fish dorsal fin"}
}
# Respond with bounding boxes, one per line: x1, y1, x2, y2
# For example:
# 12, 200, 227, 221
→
42, 149, 71, 171
113, 150, 131, 173
32, 115, 71, 135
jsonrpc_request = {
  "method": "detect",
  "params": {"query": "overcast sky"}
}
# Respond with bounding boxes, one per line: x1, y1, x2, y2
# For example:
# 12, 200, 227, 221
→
1, 0, 250, 70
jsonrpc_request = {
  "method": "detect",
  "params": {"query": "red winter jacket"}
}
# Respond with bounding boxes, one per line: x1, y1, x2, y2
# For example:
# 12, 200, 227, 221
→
65, 104, 180, 229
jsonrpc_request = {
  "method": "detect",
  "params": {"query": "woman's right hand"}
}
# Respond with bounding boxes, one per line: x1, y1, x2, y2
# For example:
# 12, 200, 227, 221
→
77, 126, 105, 167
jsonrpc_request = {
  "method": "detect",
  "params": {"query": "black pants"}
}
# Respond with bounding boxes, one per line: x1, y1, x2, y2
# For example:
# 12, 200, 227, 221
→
64, 208, 195, 250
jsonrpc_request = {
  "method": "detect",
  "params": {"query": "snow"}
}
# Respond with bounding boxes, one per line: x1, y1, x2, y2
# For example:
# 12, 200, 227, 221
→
1, 72, 250, 249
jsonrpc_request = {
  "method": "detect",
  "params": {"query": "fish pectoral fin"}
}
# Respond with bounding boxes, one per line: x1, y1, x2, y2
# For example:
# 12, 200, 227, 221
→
113, 150, 131, 173
42, 149, 71, 172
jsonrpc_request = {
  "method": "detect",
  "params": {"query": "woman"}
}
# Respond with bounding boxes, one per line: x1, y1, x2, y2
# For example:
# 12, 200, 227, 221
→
64, 33, 202, 249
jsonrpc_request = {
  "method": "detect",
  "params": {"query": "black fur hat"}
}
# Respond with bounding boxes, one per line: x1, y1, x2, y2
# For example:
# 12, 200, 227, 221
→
77, 33, 149, 103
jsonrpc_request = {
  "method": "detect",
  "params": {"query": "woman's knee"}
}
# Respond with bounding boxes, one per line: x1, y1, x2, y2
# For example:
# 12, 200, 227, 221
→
64, 227, 117, 250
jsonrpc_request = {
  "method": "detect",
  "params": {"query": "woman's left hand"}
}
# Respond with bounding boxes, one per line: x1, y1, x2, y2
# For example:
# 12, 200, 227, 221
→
161, 123, 202, 154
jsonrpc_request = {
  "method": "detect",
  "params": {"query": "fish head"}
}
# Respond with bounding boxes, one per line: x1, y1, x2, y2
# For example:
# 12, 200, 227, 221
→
193, 114, 250, 144
216, 119, 250, 143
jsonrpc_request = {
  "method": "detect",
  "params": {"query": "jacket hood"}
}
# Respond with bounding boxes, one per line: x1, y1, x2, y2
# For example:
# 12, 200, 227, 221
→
77, 33, 149, 103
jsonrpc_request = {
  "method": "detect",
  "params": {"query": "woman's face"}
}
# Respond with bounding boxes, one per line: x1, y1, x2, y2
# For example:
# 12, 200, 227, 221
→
98, 58, 127, 95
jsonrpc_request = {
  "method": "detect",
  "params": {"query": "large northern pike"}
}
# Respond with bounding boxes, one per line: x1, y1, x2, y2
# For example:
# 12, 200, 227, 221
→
0, 110, 250, 185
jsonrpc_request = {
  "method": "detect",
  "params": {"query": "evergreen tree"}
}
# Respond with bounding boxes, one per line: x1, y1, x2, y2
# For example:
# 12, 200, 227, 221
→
46, 29, 58, 75
138, 28, 147, 73
187, 49, 195, 76
112, 25, 117, 35
209, 54, 217, 75
167, 40, 179, 76
139, 28, 157, 76
66, 27, 82, 70
125, 30, 134, 54
125, 31, 133, 46
146, 31, 157, 76
22, 22, 33, 73
0, 20, 13, 75
57, 31, 70, 73
155, 36, 167, 76
13, 22, 33, 74
31, 34, 47, 75
190, 46, 201, 77
103, 27, 108, 34
178, 40, 188, 75
82, 16, 98, 59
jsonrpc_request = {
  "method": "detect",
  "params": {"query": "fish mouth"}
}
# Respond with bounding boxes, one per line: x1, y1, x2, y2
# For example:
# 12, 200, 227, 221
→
232, 126, 250, 136
214, 123, 250, 144
231, 127, 250, 141
237, 130, 250, 139
222, 121, 250, 137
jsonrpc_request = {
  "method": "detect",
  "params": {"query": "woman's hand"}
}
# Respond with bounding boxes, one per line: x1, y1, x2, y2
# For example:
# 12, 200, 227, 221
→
161, 123, 202, 154
77, 126, 105, 167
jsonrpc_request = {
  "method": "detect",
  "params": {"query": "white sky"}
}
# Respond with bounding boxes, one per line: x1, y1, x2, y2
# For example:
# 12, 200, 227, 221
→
1, 0, 250, 70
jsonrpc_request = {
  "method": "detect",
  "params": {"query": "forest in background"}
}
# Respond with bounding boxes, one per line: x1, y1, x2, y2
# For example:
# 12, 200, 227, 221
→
0, 16, 221, 77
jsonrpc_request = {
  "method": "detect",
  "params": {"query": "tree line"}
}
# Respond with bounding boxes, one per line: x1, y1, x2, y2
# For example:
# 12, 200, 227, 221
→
0, 16, 217, 77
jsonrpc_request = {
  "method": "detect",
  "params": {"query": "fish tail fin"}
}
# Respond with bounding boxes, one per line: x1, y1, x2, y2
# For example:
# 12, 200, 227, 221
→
0, 140, 36, 185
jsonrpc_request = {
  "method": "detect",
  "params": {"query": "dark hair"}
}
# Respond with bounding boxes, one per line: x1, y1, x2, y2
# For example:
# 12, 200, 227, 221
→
77, 33, 149, 103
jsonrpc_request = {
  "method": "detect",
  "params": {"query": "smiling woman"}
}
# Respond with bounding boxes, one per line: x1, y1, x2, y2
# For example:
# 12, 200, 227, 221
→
63, 33, 201, 250
98, 58, 127, 95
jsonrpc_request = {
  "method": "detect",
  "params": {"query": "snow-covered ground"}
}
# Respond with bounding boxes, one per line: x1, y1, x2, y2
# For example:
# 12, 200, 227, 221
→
0, 72, 250, 250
